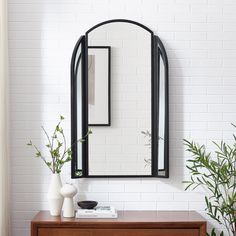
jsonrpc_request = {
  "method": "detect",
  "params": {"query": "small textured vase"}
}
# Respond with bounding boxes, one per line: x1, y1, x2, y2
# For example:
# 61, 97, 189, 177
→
60, 184, 77, 218
47, 173, 63, 216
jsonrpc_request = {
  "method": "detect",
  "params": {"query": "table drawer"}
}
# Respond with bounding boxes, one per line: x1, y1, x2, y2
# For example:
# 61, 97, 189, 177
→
38, 228, 199, 236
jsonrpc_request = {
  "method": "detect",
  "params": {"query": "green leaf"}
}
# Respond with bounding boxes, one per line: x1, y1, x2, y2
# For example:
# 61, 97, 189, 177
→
46, 162, 51, 167
36, 151, 41, 157
56, 125, 60, 132
75, 170, 82, 176
27, 140, 32, 146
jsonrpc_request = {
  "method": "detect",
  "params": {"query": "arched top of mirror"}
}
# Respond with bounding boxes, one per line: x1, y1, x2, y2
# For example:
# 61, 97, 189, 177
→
86, 19, 154, 36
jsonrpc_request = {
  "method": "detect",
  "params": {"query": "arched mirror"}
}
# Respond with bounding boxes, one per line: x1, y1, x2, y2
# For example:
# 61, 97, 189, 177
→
71, 19, 169, 178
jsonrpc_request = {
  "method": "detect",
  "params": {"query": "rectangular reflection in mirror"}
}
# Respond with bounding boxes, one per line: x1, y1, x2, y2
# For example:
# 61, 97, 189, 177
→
88, 55, 95, 105
158, 54, 165, 175
75, 44, 82, 170
88, 47, 110, 126
87, 23, 152, 176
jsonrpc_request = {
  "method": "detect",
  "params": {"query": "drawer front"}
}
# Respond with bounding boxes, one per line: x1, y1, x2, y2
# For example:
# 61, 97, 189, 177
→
38, 228, 90, 236
38, 228, 199, 236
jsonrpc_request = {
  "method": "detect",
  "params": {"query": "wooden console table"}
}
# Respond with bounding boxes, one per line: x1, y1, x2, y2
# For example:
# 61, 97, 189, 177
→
31, 211, 206, 236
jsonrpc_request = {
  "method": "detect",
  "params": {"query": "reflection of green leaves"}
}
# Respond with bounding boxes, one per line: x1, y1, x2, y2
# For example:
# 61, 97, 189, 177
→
27, 115, 90, 175
183, 125, 236, 236
35, 151, 41, 157
75, 170, 82, 177
142, 130, 152, 166
141, 130, 151, 136
27, 140, 32, 146
141, 130, 164, 146
144, 158, 151, 168
141, 130, 165, 167
142, 130, 152, 147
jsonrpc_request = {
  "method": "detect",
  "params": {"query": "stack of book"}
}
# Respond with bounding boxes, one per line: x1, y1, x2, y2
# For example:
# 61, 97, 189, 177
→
76, 206, 118, 219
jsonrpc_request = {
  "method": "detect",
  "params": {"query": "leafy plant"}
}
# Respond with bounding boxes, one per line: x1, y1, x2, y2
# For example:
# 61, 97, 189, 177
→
183, 127, 236, 236
27, 116, 91, 174
207, 228, 224, 236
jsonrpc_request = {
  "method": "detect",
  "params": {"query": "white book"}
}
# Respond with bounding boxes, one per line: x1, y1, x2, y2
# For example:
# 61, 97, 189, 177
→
76, 206, 118, 219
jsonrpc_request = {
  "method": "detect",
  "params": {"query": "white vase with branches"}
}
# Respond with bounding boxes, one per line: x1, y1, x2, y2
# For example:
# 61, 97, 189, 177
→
27, 116, 91, 216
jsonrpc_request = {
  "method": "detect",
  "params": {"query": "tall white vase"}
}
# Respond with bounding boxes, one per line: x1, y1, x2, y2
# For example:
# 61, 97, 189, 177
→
47, 173, 63, 216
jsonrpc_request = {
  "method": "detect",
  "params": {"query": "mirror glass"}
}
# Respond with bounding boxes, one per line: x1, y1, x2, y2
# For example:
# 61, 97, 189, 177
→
75, 42, 83, 171
86, 22, 152, 176
157, 52, 166, 176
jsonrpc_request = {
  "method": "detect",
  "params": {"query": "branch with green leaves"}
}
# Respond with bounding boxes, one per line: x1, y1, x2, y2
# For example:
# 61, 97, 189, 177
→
27, 116, 92, 174
183, 126, 236, 236
141, 130, 164, 166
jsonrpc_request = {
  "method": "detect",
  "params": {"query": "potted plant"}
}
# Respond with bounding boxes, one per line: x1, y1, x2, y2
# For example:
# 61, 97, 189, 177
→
27, 116, 90, 216
184, 127, 236, 236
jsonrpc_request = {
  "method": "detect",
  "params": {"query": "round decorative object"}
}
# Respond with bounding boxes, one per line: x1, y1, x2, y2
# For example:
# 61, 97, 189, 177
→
77, 201, 98, 209
47, 174, 63, 216
60, 184, 77, 218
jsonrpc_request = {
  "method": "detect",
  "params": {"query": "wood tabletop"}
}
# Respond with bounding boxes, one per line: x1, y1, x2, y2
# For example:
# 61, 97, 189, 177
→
32, 211, 206, 224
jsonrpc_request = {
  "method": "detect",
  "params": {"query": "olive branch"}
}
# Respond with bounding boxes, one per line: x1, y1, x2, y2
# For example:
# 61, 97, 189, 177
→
183, 124, 236, 236
27, 116, 91, 174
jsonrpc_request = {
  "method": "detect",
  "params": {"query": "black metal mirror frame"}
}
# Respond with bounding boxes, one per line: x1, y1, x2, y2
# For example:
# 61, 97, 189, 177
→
71, 19, 169, 178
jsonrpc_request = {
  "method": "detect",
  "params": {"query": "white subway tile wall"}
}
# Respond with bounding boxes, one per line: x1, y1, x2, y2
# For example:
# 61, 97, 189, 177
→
8, 0, 236, 235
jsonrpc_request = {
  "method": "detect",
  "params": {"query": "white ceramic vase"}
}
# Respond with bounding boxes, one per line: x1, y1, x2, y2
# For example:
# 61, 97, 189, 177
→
47, 173, 63, 216
60, 184, 77, 218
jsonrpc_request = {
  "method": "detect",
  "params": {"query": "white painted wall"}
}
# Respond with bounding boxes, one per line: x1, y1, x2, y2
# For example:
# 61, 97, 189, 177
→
8, 0, 236, 235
